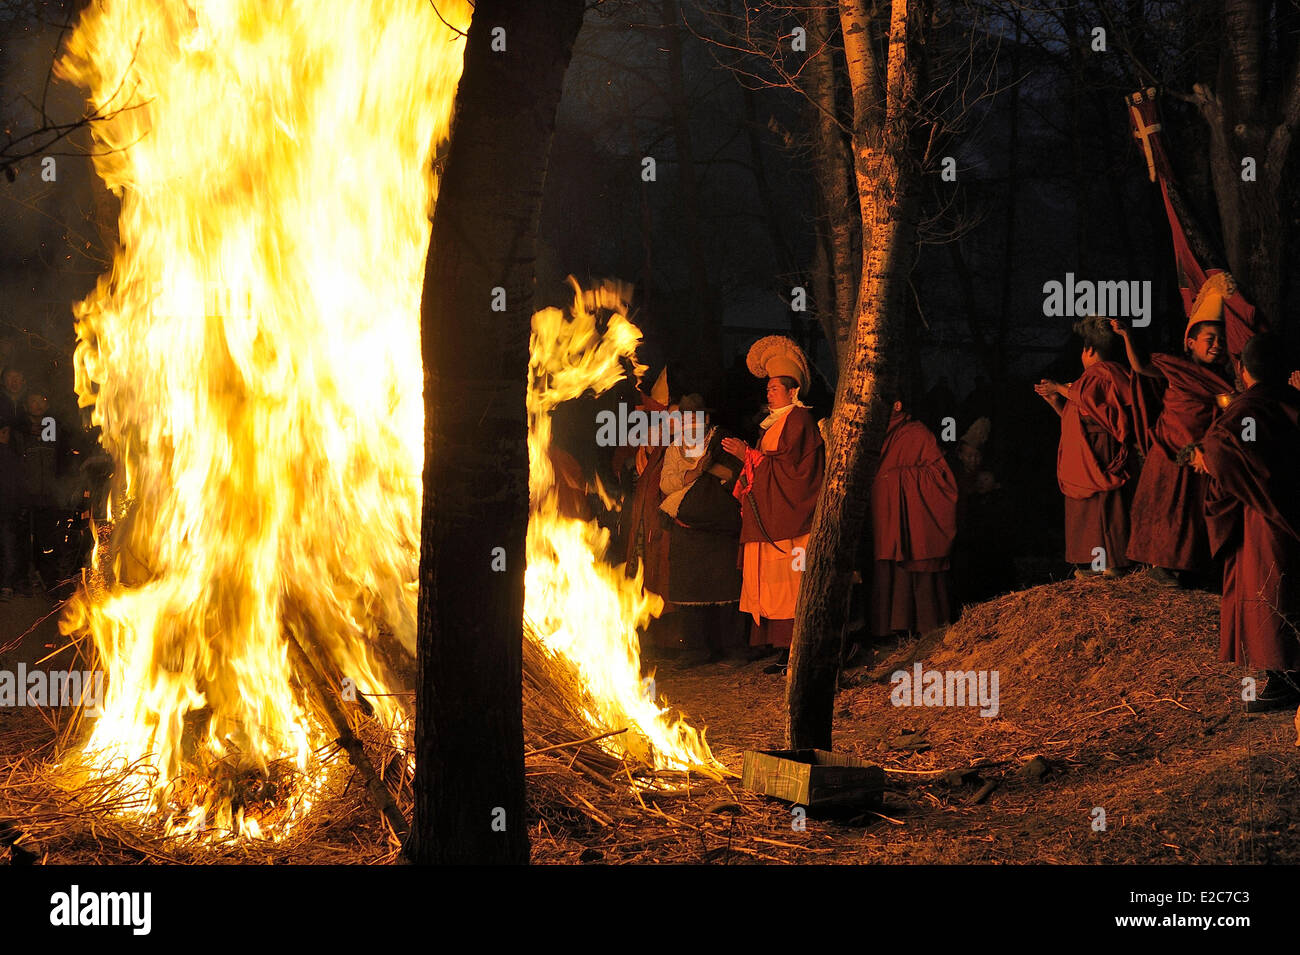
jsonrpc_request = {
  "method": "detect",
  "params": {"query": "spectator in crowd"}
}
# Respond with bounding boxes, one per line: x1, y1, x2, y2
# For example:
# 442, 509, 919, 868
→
1111, 284, 1233, 588
1197, 333, 1300, 711
0, 367, 26, 426
621, 368, 672, 604
871, 398, 959, 639
1035, 316, 1145, 579
723, 336, 825, 669
0, 414, 23, 600
659, 394, 745, 664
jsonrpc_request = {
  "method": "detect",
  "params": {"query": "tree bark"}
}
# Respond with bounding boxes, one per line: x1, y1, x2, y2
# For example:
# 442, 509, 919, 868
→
787, 0, 926, 749
1191, 0, 1299, 326
408, 0, 586, 865
802, 0, 859, 376
810, 216, 836, 365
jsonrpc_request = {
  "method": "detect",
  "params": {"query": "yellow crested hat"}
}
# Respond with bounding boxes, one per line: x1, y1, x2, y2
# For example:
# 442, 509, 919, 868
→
1185, 272, 1234, 340
746, 335, 810, 392
649, 367, 669, 405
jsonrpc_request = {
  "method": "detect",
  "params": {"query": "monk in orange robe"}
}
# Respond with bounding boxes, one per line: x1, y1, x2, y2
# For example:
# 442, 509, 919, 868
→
871, 401, 959, 637
1036, 316, 1145, 578
722, 337, 824, 659
1112, 310, 1232, 586
1197, 333, 1300, 712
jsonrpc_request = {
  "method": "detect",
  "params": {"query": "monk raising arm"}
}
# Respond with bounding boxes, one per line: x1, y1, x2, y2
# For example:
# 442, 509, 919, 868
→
1109, 318, 1158, 378
1034, 379, 1070, 417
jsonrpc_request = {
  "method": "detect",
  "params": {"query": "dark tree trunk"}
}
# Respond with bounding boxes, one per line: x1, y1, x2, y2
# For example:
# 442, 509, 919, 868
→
740, 83, 797, 280
663, 0, 720, 360
802, 0, 859, 375
946, 240, 994, 378
788, 0, 926, 749
1191, 0, 1300, 327
408, 0, 586, 865
994, 6, 1021, 386
1064, 0, 1088, 274
810, 217, 837, 365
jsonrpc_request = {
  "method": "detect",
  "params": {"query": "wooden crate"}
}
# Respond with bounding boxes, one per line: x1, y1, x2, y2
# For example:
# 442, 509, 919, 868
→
741, 749, 885, 809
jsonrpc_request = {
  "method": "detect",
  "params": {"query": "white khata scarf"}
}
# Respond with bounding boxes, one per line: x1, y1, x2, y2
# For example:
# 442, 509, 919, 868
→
759, 399, 810, 432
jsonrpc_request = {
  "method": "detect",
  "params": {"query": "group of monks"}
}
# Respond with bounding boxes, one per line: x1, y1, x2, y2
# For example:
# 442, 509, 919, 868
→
620, 336, 826, 669
615, 332, 972, 671
613, 305, 1300, 717
1036, 308, 1300, 714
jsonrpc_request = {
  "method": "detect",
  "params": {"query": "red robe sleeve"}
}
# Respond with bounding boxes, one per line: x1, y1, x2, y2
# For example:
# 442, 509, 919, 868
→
1201, 385, 1300, 558
1057, 361, 1140, 499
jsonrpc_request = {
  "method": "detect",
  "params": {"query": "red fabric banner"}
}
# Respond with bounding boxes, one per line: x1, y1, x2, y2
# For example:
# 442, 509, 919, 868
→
1127, 90, 1262, 355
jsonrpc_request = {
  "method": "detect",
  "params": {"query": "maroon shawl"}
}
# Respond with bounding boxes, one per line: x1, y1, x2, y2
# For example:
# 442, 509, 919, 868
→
1057, 360, 1143, 499
1148, 353, 1233, 459
737, 406, 825, 544
1201, 384, 1300, 557
872, 411, 958, 562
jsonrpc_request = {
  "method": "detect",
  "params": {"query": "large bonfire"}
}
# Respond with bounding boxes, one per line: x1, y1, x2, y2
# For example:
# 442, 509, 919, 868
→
54, 0, 714, 840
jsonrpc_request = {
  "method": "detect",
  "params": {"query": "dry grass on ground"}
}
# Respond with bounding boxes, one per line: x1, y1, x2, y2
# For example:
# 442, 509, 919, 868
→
651, 570, 1300, 864
2, 570, 1297, 863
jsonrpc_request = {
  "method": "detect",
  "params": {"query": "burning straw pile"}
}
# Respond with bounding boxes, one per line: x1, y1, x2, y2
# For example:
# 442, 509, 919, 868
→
0, 275, 724, 860
0, 0, 732, 863
522, 627, 718, 829
0, 612, 722, 864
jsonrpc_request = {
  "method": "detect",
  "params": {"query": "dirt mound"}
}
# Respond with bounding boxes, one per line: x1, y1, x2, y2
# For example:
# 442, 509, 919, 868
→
656, 570, 1300, 862
843, 571, 1230, 759
824, 571, 1300, 862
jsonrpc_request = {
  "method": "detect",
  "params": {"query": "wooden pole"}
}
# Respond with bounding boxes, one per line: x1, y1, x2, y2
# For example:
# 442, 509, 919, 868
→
283, 630, 409, 842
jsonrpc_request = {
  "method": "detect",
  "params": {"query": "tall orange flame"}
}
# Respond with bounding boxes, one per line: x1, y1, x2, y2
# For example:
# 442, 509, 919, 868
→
56, 0, 716, 838
56, 0, 474, 836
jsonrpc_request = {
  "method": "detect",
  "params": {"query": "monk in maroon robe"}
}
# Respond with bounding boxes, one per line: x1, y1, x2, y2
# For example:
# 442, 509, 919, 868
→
1197, 333, 1300, 711
722, 375, 824, 654
1036, 317, 1144, 578
623, 440, 671, 600
617, 371, 673, 603
1113, 316, 1232, 585
871, 402, 959, 636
